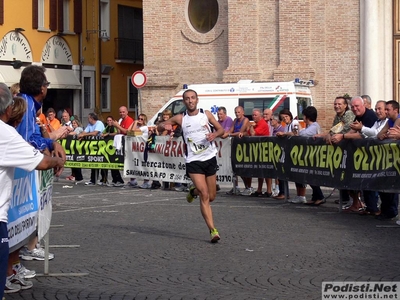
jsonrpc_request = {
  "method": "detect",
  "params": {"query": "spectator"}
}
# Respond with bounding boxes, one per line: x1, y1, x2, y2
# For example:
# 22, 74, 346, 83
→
263, 108, 273, 135
100, 116, 125, 187
45, 107, 61, 132
330, 96, 378, 214
367, 100, 400, 220
292, 106, 326, 206
222, 106, 251, 195
351, 100, 388, 138
127, 114, 151, 189
361, 94, 372, 110
113, 106, 134, 135
377, 100, 400, 140
111, 106, 134, 187
271, 112, 286, 136
322, 96, 355, 205
10, 83, 20, 97
274, 109, 299, 200
7, 97, 26, 128
16, 65, 65, 275
282, 106, 325, 205
0, 82, 64, 295
217, 106, 233, 132
36, 107, 47, 130
61, 110, 75, 181
249, 109, 271, 197
154, 109, 182, 190
276, 108, 300, 137
270, 113, 285, 196
61, 110, 73, 128
67, 116, 84, 183
260, 108, 273, 196
78, 113, 105, 186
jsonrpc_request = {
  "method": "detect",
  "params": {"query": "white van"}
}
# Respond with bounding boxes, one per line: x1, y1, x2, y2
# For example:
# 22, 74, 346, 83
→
148, 79, 313, 126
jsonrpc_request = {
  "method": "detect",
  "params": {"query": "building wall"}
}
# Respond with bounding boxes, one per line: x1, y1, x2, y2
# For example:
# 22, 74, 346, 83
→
142, 0, 362, 131
1, 1, 80, 64
81, 0, 144, 121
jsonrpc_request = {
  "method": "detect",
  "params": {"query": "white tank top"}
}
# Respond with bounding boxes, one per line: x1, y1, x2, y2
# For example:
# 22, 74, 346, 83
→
182, 109, 217, 163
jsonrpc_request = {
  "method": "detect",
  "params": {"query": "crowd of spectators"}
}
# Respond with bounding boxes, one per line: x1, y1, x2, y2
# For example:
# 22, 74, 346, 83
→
220, 96, 399, 223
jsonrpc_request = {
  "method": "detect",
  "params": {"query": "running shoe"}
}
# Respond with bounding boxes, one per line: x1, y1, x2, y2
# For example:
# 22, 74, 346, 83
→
8, 273, 33, 290
290, 196, 306, 204
4, 279, 21, 294
19, 246, 54, 261
226, 187, 241, 195
128, 179, 138, 187
139, 181, 152, 189
13, 264, 36, 279
210, 228, 220, 243
240, 188, 253, 196
186, 186, 197, 203
174, 185, 185, 192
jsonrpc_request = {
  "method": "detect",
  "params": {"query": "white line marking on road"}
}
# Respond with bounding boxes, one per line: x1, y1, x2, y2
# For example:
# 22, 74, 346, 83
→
52, 198, 172, 214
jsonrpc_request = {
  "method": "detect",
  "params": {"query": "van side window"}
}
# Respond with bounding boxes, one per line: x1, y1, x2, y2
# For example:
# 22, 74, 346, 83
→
239, 97, 289, 120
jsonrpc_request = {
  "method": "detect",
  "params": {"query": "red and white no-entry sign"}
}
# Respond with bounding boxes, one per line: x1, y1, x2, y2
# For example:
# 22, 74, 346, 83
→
131, 71, 147, 88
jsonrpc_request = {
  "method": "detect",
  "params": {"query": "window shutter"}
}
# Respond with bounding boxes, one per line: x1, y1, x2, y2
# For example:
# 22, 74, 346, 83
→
32, 0, 38, 28
50, 0, 57, 30
74, 0, 82, 34
57, 0, 64, 32
0, 0, 4, 25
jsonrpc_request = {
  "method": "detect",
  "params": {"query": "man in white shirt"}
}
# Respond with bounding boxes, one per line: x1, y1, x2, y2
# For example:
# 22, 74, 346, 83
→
78, 113, 105, 185
350, 100, 398, 220
0, 82, 65, 297
157, 89, 224, 243
350, 100, 387, 138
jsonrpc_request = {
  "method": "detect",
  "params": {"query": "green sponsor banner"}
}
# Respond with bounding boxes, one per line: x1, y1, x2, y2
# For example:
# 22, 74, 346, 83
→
231, 136, 400, 192
59, 136, 124, 170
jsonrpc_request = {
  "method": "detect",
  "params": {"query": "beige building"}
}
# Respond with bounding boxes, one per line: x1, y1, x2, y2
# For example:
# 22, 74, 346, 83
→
142, 0, 396, 131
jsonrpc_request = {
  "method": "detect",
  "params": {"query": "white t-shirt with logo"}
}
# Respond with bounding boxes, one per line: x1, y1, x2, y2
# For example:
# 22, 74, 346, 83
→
0, 120, 44, 223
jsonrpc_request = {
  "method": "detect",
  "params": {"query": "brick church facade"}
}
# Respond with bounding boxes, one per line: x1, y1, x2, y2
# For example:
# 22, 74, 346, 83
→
141, 0, 394, 131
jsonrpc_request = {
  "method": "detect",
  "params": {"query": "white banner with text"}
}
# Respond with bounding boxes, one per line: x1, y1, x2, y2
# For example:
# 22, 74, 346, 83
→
123, 136, 233, 183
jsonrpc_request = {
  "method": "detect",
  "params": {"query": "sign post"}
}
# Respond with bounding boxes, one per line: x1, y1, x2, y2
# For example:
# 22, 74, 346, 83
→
131, 71, 147, 119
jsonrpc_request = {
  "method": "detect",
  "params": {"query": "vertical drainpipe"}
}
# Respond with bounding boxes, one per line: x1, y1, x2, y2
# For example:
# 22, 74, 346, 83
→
79, 32, 83, 122
98, 0, 102, 118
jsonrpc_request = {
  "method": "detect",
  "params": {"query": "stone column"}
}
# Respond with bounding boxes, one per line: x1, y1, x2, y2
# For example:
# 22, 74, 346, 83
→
360, 0, 392, 102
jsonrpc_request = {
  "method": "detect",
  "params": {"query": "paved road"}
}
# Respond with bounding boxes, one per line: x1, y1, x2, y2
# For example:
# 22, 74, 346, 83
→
6, 173, 400, 300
